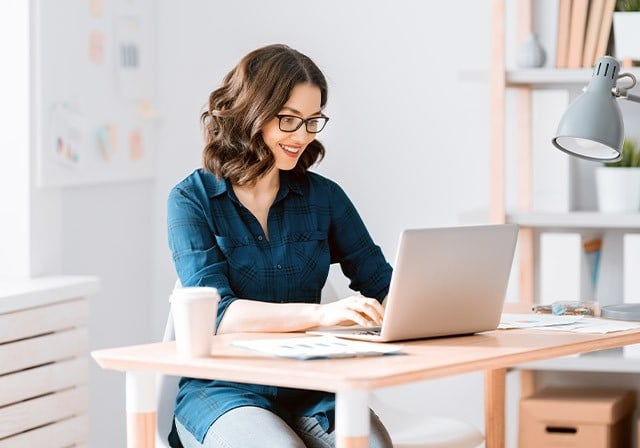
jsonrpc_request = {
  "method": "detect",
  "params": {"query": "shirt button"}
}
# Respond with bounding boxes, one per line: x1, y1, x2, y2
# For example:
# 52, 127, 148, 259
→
257, 235, 263, 241
276, 264, 282, 270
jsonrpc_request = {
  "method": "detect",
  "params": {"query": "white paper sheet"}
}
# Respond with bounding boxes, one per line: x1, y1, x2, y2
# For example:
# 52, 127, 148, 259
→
232, 336, 404, 360
500, 313, 640, 333
499, 313, 584, 329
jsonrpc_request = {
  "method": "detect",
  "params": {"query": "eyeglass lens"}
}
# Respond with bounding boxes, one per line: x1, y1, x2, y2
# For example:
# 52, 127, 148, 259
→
278, 115, 328, 133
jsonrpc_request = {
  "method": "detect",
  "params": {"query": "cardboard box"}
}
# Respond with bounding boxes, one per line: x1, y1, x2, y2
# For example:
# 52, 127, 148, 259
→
519, 387, 636, 448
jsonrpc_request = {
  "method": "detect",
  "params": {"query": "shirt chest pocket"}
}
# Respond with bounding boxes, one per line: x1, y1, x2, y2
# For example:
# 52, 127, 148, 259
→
289, 231, 330, 284
214, 234, 258, 283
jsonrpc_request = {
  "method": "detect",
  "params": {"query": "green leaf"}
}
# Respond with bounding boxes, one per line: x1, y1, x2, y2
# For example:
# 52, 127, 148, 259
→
604, 138, 639, 167
616, 0, 640, 11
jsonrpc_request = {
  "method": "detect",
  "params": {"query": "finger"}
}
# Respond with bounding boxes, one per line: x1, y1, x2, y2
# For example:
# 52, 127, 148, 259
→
349, 298, 384, 325
355, 305, 382, 325
346, 306, 381, 326
362, 299, 385, 323
343, 309, 373, 327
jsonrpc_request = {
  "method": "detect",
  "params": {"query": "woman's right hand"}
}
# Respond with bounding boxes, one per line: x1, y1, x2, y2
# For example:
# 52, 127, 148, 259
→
318, 294, 385, 327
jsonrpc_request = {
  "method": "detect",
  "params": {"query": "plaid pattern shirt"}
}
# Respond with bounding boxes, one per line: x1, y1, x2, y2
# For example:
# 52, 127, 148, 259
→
167, 168, 392, 443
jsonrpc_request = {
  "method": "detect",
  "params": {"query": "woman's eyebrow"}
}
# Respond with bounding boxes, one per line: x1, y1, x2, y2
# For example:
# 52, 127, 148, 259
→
280, 106, 323, 117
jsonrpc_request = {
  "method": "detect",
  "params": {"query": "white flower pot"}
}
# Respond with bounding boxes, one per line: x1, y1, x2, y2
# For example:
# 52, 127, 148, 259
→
613, 12, 640, 61
595, 166, 640, 212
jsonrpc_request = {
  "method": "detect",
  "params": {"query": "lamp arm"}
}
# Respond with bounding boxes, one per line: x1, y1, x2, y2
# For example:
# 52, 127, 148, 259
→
624, 93, 640, 104
614, 72, 639, 102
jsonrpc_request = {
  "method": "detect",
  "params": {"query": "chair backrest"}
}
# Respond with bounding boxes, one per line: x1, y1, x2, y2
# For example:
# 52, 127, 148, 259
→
156, 281, 182, 447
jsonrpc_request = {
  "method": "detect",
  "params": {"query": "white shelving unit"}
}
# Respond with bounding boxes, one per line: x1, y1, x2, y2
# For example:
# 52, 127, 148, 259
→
520, 345, 640, 374
507, 68, 640, 86
507, 212, 640, 229
490, 0, 640, 387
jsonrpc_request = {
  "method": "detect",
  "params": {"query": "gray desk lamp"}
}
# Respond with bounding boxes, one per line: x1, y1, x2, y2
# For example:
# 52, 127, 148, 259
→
552, 55, 640, 320
553, 55, 640, 162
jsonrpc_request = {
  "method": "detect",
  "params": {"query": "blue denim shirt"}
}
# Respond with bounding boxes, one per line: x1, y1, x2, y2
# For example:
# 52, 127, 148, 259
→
167, 168, 392, 443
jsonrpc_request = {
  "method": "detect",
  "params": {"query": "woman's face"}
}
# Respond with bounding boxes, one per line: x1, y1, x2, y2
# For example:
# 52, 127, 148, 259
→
261, 83, 323, 171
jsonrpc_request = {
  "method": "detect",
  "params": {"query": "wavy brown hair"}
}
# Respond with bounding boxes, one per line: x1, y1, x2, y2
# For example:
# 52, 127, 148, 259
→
201, 44, 328, 185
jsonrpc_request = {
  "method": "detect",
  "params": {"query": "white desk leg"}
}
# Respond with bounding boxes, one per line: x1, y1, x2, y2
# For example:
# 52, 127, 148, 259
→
126, 371, 157, 448
484, 368, 506, 448
335, 389, 369, 448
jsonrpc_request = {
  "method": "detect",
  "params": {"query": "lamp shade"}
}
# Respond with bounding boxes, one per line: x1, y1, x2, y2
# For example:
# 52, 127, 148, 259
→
552, 56, 624, 162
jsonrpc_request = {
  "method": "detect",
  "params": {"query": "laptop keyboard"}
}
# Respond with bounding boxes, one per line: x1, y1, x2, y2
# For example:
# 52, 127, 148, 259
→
354, 328, 381, 336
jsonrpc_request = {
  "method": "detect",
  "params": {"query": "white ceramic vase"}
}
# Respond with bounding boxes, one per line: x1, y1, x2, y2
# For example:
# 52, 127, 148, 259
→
595, 166, 640, 213
516, 32, 546, 68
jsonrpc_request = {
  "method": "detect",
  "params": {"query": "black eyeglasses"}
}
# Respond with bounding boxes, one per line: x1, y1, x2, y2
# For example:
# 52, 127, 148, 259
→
275, 115, 330, 134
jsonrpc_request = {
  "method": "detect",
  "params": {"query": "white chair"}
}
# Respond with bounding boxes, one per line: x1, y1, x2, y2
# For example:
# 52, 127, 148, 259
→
156, 301, 181, 447
369, 396, 484, 448
156, 281, 484, 448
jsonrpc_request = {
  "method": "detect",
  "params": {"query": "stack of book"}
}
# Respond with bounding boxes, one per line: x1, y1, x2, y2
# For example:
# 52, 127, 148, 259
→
555, 0, 617, 68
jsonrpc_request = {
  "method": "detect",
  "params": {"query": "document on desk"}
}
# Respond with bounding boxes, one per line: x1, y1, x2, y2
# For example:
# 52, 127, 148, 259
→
529, 318, 640, 334
232, 336, 404, 360
499, 313, 584, 329
499, 314, 640, 333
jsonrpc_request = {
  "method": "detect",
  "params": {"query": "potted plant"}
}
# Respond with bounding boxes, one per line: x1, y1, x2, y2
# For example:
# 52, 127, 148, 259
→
595, 138, 640, 212
613, 0, 640, 63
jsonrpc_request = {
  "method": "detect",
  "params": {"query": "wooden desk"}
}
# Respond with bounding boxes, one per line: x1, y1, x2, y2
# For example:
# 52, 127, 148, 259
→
92, 328, 640, 448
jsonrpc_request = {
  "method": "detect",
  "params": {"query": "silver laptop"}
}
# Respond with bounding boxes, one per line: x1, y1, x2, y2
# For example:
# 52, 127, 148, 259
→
307, 224, 518, 342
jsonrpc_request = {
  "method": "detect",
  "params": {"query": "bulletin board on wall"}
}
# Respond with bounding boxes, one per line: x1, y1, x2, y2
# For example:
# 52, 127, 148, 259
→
34, 0, 158, 187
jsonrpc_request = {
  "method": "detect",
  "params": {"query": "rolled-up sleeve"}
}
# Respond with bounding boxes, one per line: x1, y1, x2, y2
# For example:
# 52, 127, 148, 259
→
167, 184, 238, 331
325, 181, 392, 302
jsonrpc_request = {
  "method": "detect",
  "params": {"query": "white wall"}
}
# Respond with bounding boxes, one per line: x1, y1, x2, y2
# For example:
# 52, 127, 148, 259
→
61, 182, 154, 447
0, 0, 63, 279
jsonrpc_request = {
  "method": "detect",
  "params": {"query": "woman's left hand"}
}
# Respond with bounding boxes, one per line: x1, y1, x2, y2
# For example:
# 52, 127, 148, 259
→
317, 294, 384, 327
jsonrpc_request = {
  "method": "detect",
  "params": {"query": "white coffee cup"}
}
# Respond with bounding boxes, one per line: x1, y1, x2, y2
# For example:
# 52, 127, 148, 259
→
169, 286, 220, 359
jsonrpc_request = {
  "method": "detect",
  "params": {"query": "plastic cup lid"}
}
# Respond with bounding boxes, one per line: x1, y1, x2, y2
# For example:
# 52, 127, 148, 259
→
170, 286, 219, 302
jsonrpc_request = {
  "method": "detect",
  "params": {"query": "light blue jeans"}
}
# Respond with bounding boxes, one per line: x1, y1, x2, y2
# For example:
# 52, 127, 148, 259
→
175, 406, 393, 448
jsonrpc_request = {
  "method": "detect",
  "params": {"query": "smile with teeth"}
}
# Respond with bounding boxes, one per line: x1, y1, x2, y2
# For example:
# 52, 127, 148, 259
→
280, 144, 301, 155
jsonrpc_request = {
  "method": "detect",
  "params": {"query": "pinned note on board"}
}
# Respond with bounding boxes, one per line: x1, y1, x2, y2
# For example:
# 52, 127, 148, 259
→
49, 103, 85, 169
128, 128, 144, 162
90, 0, 104, 17
88, 31, 105, 64
114, 14, 144, 100
137, 98, 159, 120
96, 124, 118, 163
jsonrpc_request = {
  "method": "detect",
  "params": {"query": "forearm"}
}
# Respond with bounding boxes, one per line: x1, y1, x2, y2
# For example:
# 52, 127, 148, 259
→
217, 294, 385, 334
217, 299, 323, 334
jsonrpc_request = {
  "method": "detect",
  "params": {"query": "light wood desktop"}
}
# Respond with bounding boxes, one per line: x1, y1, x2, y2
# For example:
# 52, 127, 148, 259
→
92, 328, 640, 448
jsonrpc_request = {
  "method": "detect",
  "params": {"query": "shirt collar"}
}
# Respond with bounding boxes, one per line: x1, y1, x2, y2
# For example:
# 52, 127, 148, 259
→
202, 168, 305, 199
200, 169, 229, 198
280, 171, 304, 197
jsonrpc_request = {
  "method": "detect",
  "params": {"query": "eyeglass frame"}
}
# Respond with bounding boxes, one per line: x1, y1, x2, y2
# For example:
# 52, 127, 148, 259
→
275, 114, 330, 134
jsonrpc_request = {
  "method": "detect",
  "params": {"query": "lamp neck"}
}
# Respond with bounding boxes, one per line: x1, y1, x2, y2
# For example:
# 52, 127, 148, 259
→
587, 57, 620, 94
